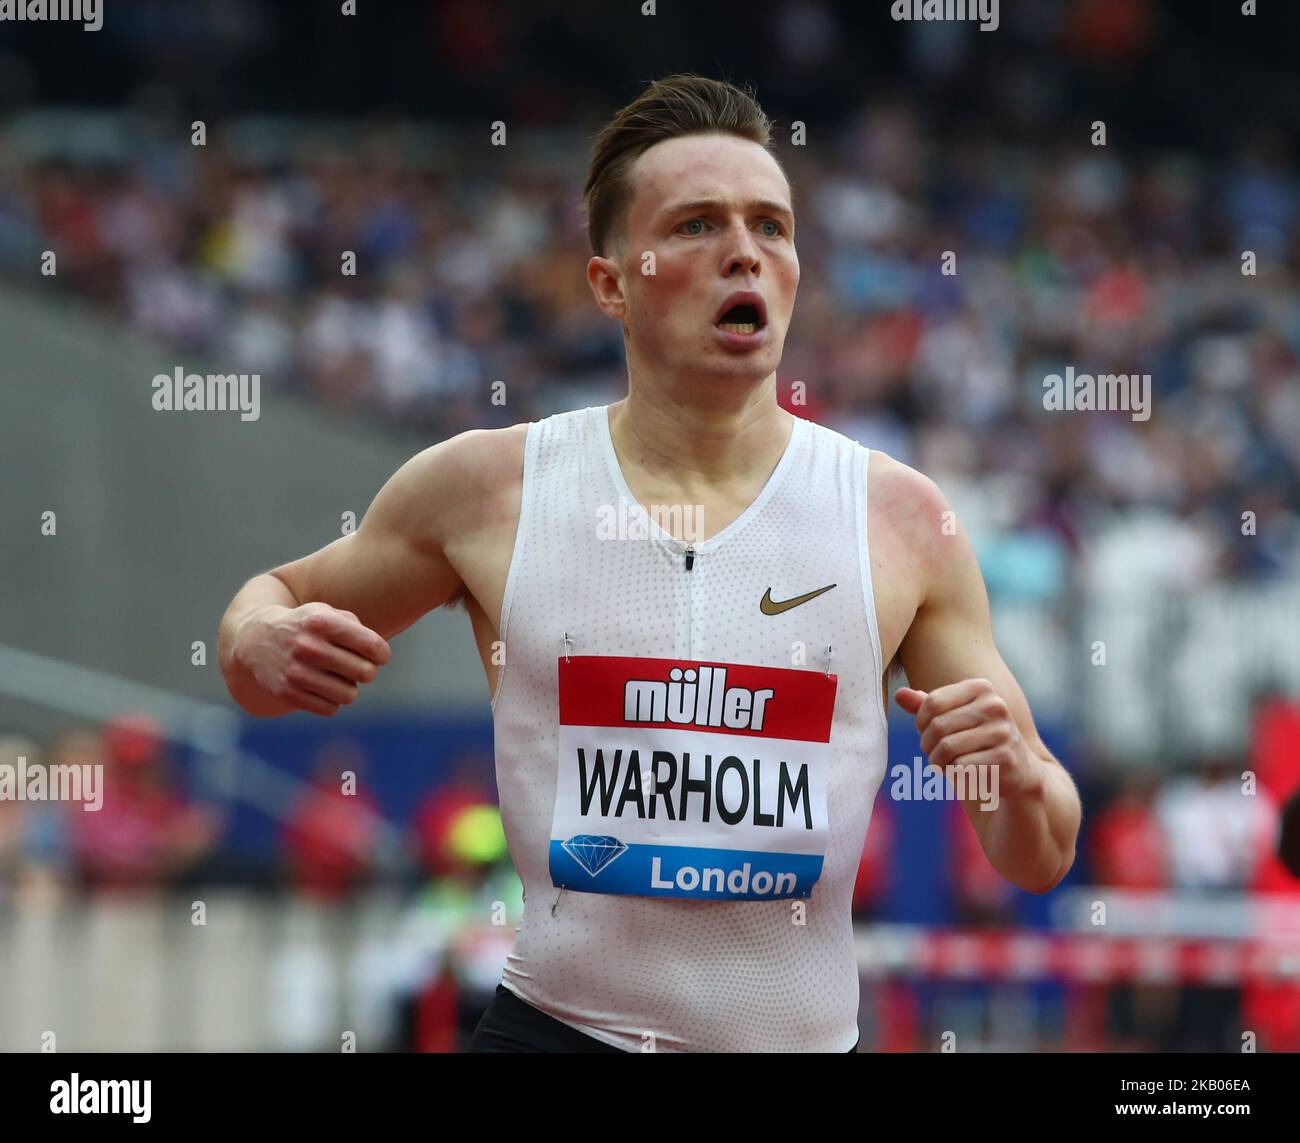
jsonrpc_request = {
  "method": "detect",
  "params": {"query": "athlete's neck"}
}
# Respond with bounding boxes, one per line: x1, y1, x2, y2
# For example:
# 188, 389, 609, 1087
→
607, 385, 795, 490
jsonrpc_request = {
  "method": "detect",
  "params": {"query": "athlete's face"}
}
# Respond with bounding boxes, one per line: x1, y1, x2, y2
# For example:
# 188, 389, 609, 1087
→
589, 133, 799, 387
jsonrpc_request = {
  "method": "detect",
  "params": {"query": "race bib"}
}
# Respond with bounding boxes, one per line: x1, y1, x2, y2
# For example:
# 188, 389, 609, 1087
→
549, 656, 836, 901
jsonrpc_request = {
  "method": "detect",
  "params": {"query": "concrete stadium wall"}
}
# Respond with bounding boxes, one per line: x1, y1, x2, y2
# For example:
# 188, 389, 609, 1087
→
0, 282, 491, 728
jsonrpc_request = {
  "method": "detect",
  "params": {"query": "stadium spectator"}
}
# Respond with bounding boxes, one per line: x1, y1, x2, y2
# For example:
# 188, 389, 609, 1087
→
411, 748, 497, 880
1089, 772, 1168, 890
281, 739, 383, 899
68, 714, 219, 892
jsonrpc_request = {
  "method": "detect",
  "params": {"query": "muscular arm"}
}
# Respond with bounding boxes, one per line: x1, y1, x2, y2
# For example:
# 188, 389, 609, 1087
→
218, 427, 513, 717
881, 456, 1081, 894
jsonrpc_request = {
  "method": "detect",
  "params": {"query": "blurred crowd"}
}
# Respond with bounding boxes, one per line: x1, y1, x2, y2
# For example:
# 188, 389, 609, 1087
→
0, 716, 519, 1050
0, 713, 516, 908
2, 98, 1300, 609
0, 718, 220, 904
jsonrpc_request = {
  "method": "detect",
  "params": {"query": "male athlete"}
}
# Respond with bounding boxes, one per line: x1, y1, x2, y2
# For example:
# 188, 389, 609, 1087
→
218, 74, 1081, 1053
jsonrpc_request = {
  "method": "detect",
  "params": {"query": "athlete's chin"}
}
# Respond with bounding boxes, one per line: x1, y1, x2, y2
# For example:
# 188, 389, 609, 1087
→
706, 344, 781, 376
701, 331, 782, 364
681, 354, 778, 382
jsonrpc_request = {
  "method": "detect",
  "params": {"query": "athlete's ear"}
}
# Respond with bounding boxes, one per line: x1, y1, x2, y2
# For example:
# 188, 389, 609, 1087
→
587, 254, 627, 322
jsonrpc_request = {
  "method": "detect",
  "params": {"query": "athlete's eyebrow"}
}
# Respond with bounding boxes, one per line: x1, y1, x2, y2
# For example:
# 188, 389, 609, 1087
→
660, 198, 794, 222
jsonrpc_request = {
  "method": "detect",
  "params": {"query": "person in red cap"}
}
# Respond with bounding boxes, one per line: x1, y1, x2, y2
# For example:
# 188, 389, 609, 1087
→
70, 713, 219, 891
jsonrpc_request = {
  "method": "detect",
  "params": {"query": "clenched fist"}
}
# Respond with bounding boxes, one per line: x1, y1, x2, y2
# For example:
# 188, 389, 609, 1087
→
895, 678, 1038, 801
229, 602, 392, 717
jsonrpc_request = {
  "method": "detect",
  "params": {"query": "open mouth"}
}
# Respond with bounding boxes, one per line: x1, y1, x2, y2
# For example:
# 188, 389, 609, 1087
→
715, 302, 765, 335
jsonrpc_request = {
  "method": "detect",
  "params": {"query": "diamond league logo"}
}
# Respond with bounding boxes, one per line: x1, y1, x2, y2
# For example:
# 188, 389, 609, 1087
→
562, 835, 628, 877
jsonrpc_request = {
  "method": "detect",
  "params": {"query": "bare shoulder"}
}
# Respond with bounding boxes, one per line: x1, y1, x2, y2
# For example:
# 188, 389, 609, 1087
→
431, 422, 528, 507
868, 450, 951, 539
414, 421, 528, 488
867, 447, 986, 621
368, 422, 529, 548
867, 448, 971, 596
444, 422, 529, 539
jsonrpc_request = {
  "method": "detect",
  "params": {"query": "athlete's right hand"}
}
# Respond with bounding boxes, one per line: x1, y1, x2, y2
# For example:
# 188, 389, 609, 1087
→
232, 602, 392, 716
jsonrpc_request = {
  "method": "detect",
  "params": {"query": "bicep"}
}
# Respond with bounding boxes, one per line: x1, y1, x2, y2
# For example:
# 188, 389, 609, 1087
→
271, 444, 467, 640
895, 497, 1050, 759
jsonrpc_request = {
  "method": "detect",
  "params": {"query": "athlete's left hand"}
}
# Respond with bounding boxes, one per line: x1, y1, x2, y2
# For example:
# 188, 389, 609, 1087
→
895, 680, 1043, 799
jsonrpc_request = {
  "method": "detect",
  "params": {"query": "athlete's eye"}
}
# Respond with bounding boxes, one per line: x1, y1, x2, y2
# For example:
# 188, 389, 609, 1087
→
759, 220, 785, 237
678, 218, 707, 236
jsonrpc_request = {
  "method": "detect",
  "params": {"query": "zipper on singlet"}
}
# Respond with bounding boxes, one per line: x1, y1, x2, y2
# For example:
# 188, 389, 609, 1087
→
684, 545, 695, 658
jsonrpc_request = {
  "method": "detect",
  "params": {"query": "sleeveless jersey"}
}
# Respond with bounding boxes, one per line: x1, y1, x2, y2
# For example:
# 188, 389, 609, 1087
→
488, 404, 889, 1052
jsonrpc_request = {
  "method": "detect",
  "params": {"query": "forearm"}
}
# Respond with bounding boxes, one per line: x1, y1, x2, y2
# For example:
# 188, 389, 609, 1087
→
218, 573, 300, 716
969, 750, 1080, 894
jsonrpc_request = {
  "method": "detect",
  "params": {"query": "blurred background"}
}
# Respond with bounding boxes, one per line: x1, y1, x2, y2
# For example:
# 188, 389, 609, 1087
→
2, 0, 1300, 1052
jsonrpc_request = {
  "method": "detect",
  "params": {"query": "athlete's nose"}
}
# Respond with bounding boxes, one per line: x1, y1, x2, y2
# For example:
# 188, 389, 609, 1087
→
722, 221, 762, 278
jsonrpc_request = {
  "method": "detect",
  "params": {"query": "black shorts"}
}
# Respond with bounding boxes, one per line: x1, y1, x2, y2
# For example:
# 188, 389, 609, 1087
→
468, 983, 860, 1052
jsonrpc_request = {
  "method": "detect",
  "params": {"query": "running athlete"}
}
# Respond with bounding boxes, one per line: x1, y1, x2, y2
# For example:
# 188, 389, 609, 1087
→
218, 74, 1081, 1053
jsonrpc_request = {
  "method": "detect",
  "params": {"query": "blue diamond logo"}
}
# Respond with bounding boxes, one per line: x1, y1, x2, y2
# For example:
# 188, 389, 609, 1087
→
562, 835, 627, 877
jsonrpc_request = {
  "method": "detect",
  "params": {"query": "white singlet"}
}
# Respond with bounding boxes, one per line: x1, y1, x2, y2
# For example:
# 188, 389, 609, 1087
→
489, 403, 889, 1052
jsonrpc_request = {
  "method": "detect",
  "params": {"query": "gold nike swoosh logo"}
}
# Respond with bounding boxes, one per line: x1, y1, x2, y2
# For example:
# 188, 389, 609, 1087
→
759, 583, 837, 616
